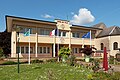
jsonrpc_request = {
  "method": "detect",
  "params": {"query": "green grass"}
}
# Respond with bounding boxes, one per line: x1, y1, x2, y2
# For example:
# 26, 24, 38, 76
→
1, 62, 120, 80
0, 62, 92, 80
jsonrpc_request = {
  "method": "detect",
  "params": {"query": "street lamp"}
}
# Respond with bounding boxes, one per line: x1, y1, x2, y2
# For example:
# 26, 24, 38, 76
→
17, 32, 20, 73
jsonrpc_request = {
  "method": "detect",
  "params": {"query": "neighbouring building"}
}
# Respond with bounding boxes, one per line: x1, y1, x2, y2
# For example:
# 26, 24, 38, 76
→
6, 15, 120, 59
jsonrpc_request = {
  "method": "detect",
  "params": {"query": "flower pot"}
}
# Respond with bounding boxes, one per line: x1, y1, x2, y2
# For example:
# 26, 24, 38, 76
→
62, 55, 68, 62
85, 56, 90, 62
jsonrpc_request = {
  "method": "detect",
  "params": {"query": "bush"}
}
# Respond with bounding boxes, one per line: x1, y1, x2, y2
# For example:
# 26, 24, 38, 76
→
89, 58, 94, 62
68, 55, 76, 66
59, 47, 71, 62
31, 59, 44, 63
2, 61, 17, 65
46, 59, 57, 62
109, 56, 114, 64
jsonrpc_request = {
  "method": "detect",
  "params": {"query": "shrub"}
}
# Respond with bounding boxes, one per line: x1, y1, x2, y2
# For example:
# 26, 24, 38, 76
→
59, 47, 71, 62
92, 59, 100, 72
68, 55, 76, 66
109, 56, 114, 64
89, 58, 94, 62
46, 58, 57, 63
2, 61, 17, 65
59, 47, 71, 57
31, 59, 44, 63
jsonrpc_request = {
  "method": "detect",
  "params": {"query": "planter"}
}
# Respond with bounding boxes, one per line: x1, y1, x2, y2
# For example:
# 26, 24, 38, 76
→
85, 56, 90, 62
62, 55, 68, 62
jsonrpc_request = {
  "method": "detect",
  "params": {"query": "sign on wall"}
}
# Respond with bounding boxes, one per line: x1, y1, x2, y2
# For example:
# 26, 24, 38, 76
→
55, 19, 71, 30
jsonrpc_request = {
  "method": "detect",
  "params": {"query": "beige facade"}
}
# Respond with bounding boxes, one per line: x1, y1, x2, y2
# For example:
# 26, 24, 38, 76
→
6, 16, 104, 58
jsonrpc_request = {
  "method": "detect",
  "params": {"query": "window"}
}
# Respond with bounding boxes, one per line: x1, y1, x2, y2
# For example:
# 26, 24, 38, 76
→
113, 42, 118, 50
38, 47, 50, 54
58, 31, 66, 37
72, 48, 74, 53
26, 47, 29, 53
72, 32, 79, 38
38, 47, 42, 53
63, 32, 66, 36
30, 47, 33, 53
79, 48, 81, 53
40, 47, 42, 53
101, 43, 104, 50
21, 47, 24, 53
47, 47, 50, 53
72, 48, 78, 53
43, 47, 46, 53
38, 28, 51, 35
75, 48, 77, 53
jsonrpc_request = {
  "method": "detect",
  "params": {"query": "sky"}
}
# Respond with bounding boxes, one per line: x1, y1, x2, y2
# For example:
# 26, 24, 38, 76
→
0, 0, 120, 32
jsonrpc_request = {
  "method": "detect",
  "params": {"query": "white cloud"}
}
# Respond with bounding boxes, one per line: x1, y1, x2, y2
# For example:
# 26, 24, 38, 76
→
70, 8, 95, 25
41, 14, 53, 18
71, 12, 75, 15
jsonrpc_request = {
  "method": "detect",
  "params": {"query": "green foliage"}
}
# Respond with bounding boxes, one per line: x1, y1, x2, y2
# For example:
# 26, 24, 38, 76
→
92, 59, 100, 72
0, 62, 93, 80
109, 56, 115, 64
31, 59, 44, 63
68, 55, 76, 66
0, 62, 120, 79
59, 47, 71, 62
59, 47, 71, 57
46, 58, 57, 62
1, 61, 17, 65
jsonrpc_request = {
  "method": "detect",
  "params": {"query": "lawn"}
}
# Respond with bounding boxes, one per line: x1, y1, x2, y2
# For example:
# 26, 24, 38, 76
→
0, 62, 120, 80
0, 62, 93, 80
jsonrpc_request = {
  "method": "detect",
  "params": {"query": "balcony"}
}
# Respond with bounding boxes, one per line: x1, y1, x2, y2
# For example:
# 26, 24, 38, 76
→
18, 33, 95, 45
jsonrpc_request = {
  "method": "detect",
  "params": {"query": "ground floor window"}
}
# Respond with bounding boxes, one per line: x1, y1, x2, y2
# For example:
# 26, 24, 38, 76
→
38, 46, 50, 54
72, 47, 82, 54
25, 47, 29, 53
21, 47, 24, 53
16, 46, 34, 54
72, 48, 79, 53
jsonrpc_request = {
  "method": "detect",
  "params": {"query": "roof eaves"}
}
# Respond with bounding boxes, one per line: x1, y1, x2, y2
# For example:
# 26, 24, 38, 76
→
71, 25, 103, 30
5, 15, 56, 24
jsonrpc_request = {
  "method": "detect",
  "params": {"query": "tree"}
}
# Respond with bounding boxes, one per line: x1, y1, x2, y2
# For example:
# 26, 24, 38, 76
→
80, 45, 97, 56
0, 30, 11, 57
80, 45, 97, 62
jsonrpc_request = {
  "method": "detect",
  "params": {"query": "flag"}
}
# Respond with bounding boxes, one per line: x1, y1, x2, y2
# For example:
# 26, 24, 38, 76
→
82, 31, 90, 38
50, 29, 58, 36
103, 47, 108, 71
24, 29, 30, 36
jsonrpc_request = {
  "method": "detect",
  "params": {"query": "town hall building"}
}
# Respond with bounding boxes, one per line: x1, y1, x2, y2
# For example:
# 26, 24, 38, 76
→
6, 15, 120, 58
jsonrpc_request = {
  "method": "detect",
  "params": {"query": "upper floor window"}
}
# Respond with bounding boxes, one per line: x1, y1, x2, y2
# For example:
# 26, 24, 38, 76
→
58, 31, 66, 37
38, 28, 51, 36
101, 43, 104, 50
16, 25, 33, 34
72, 32, 79, 38
63, 32, 66, 37
113, 42, 118, 50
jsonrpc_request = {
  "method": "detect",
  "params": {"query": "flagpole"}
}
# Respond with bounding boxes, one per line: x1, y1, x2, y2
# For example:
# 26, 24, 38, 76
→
28, 29, 31, 64
82, 38, 84, 48
90, 30, 92, 48
57, 29, 59, 62
53, 34, 56, 57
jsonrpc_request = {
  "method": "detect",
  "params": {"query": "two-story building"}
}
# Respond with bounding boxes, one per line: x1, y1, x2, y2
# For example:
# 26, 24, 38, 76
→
6, 15, 105, 58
